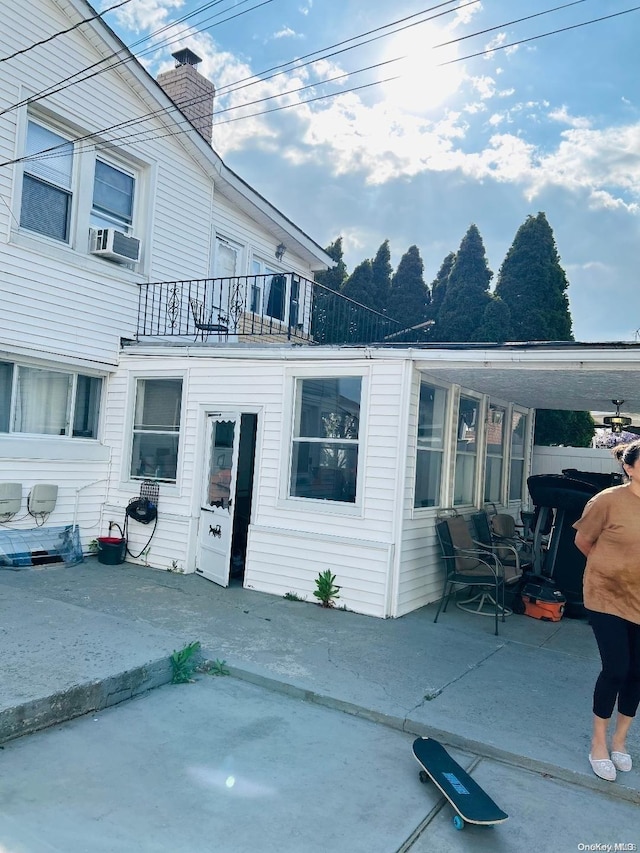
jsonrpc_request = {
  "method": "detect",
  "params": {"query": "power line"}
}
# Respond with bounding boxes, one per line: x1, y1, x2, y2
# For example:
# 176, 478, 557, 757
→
1, 1, 637, 169
440, 5, 640, 66
0, 0, 133, 63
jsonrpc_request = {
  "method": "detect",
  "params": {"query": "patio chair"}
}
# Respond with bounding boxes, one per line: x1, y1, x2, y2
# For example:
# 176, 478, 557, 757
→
189, 296, 229, 341
434, 515, 508, 636
470, 510, 532, 577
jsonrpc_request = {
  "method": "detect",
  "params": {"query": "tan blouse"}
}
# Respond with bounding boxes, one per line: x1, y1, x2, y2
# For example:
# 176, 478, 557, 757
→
573, 484, 640, 624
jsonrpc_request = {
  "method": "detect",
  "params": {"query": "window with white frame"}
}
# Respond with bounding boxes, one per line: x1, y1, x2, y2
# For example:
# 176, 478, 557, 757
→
454, 395, 480, 506
131, 378, 182, 482
484, 404, 506, 503
509, 410, 527, 501
290, 377, 361, 503
91, 159, 135, 232
20, 119, 74, 242
414, 382, 447, 508
251, 258, 286, 321
0, 360, 102, 437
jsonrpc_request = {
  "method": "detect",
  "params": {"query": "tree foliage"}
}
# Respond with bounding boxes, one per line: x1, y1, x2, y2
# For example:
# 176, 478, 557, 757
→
341, 259, 373, 305
534, 410, 595, 447
370, 239, 392, 313
495, 212, 572, 341
314, 236, 347, 292
427, 251, 455, 322
386, 245, 430, 331
433, 224, 493, 342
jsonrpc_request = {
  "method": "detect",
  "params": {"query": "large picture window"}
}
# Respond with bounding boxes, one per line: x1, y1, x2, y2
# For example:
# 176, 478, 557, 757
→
20, 120, 73, 242
0, 361, 102, 438
484, 404, 506, 503
290, 377, 361, 503
454, 395, 480, 506
414, 383, 447, 508
509, 410, 527, 501
131, 378, 183, 482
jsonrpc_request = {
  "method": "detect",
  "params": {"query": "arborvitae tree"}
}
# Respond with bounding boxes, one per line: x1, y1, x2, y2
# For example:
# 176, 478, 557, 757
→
370, 239, 392, 313
427, 251, 455, 323
341, 259, 373, 305
495, 212, 572, 341
386, 245, 430, 330
534, 410, 595, 447
314, 236, 348, 292
434, 225, 492, 341
475, 296, 512, 343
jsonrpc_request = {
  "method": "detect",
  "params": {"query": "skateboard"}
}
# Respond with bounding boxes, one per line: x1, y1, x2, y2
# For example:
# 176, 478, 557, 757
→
412, 737, 508, 831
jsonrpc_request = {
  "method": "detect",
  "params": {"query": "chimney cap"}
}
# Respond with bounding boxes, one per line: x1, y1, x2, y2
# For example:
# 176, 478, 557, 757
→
172, 48, 203, 68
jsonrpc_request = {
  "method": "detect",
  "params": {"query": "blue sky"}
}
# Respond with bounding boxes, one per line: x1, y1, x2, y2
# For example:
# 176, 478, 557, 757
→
103, 0, 640, 341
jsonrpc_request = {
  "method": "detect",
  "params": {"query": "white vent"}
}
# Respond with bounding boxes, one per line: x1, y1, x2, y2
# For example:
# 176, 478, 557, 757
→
89, 228, 140, 263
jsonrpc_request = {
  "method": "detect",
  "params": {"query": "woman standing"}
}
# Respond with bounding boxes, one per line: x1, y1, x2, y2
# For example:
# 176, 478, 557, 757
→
573, 440, 640, 782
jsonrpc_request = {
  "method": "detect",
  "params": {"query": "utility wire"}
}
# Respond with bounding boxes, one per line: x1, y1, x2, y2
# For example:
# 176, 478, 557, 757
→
439, 4, 640, 65
1, 2, 637, 168
0, 0, 133, 63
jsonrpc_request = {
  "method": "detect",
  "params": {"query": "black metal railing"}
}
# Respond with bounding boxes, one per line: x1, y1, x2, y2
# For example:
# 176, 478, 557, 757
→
136, 273, 401, 345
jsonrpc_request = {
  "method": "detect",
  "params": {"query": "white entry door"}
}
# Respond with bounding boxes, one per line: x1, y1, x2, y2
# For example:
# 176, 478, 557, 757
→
196, 413, 240, 586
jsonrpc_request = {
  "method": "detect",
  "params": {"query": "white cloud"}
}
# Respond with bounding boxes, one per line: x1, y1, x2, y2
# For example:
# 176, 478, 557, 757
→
272, 27, 301, 40
109, 0, 183, 34
548, 106, 591, 129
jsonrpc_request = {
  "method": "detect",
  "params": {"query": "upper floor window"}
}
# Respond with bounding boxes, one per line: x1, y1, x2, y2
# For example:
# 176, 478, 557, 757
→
0, 360, 102, 438
251, 258, 285, 321
131, 378, 183, 482
454, 395, 480, 506
91, 159, 135, 232
414, 382, 447, 508
484, 404, 506, 503
290, 377, 361, 503
20, 120, 74, 242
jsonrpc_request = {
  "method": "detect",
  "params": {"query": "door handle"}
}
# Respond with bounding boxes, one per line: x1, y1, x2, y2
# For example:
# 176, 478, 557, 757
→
209, 524, 222, 538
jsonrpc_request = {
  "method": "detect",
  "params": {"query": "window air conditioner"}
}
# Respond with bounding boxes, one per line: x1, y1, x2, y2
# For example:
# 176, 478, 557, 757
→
89, 228, 141, 263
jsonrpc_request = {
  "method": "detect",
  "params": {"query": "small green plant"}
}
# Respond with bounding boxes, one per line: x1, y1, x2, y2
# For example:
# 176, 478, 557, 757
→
170, 641, 201, 684
209, 659, 230, 677
283, 591, 306, 602
167, 559, 184, 574
313, 570, 341, 608
87, 539, 98, 555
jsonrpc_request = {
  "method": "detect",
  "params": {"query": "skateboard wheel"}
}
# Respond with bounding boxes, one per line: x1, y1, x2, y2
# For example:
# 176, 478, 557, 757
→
418, 770, 430, 784
453, 816, 465, 831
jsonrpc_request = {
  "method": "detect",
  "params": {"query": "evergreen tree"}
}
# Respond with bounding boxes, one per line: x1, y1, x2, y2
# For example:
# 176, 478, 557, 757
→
475, 296, 512, 343
434, 225, 492, 342
386, 245, 429, 330
341, 259, 373, 305
370, 239, 392, 313
314, 236, 348, 292
534, 410, 595, 447
495, 212, 572, 341
427, 251, 455, 323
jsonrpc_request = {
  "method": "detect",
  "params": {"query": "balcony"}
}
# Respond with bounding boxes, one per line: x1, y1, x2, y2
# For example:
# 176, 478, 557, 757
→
135, 273, 402, 346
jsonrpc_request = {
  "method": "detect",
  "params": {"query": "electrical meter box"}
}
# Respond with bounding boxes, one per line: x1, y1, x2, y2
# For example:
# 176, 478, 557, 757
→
0, 483, 22, 519
27, 484, 58, 515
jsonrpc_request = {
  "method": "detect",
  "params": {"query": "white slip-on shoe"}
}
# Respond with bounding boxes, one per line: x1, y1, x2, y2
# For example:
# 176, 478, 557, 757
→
611, 751, 632, 772
589, 754, 617, 781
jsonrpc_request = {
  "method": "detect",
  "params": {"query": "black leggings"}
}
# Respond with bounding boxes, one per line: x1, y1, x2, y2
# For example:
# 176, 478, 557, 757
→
589, 610, 640, 719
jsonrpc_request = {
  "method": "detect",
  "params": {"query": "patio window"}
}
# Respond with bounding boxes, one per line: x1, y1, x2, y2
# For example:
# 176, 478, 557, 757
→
414, 382, 447, 508
454, 395, 480, 506
509, 410, 527, 501
0, 361, 102, 437
131, 378, 182, 482
484, 405, 506, 503
290, 377, 361, 503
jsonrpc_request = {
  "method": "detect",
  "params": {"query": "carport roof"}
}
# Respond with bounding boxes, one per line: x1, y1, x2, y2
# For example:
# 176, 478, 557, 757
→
405, 341, 640, 412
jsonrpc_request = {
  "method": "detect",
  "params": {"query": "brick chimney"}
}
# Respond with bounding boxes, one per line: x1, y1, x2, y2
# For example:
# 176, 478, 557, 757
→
157, 48, 215, 145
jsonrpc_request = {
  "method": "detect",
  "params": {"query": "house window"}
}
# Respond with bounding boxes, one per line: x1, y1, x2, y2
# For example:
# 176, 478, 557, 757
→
252, 259, 286, 321
290, 377, 361, 503
454, 395, 479, 506
91, 159, 135, 232
414, 383, 447, 508
0, 361, 102, 437
20, 120, 74, 242
131, 378, 182, 482
509, 410, 527, 501
484, 405, 506, 503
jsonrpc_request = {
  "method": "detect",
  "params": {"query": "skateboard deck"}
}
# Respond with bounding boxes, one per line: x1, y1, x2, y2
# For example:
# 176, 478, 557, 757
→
412, 737, 508, 830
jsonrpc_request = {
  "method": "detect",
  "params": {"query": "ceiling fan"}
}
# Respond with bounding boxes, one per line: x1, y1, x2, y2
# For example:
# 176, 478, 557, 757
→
593, 400, 640, 435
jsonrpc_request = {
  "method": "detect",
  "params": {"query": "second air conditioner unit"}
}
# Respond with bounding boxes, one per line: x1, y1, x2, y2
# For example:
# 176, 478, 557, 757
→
89, 228, 141, 263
